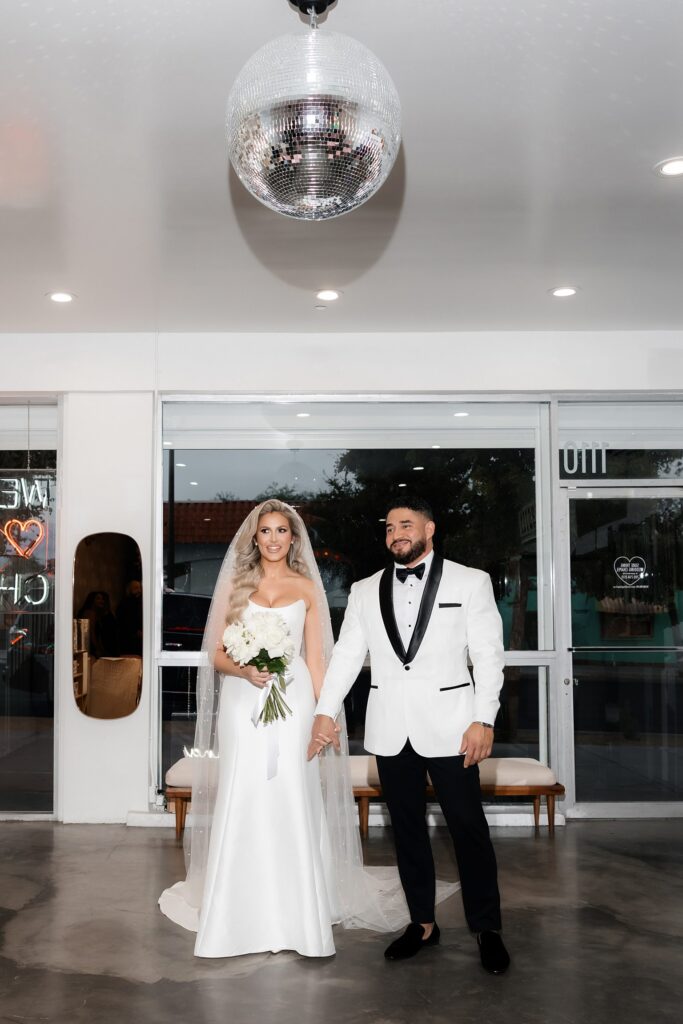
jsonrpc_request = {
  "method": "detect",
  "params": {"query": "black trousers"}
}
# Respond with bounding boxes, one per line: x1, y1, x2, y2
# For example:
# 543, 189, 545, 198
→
376, 740, 502, 932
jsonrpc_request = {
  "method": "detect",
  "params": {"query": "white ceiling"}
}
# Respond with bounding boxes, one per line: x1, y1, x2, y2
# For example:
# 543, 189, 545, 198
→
1, 0, 682, 333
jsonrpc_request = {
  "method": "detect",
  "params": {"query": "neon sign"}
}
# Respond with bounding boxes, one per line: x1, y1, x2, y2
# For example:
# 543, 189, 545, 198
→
0, 473, 54, 612
0, 477, 50, 511
0, 572, 50, 608
1, 518, 45, 558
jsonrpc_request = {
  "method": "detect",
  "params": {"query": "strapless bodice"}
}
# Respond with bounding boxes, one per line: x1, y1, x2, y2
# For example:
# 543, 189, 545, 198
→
246, 598, 306, 654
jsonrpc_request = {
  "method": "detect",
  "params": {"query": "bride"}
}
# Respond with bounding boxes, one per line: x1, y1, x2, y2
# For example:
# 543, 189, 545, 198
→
159, 499, 415, 958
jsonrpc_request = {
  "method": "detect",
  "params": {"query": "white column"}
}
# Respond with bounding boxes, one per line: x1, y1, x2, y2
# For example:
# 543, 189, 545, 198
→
56, 392, 154, 822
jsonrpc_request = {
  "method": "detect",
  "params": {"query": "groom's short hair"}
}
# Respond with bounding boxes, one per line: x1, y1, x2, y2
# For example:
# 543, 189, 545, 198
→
385, 494, 434, 522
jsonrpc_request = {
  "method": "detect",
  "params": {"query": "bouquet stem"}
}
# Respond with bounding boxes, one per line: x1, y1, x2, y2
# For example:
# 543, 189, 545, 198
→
259, 675, 293, 725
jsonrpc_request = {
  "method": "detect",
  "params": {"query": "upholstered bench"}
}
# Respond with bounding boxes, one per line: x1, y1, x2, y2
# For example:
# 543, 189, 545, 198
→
351, 754, 565, 838
165, 753, 565, 841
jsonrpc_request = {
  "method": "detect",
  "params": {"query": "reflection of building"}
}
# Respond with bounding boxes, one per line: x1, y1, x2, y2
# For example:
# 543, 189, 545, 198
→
163, 500, 330, 596
163, 500, 254, 594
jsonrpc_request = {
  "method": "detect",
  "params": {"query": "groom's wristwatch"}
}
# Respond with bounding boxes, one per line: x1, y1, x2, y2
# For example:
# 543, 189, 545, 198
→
474, 721, 494, 729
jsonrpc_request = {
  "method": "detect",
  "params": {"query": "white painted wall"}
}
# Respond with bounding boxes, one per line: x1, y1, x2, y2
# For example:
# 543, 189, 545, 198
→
56, 392, 155, 822
156, 331, 683, 393
2, 330, 683, 394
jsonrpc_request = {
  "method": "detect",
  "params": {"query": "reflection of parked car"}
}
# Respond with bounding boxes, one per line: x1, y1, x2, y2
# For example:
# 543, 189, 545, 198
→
162, 592, 211, 724
162, 590, 212, 652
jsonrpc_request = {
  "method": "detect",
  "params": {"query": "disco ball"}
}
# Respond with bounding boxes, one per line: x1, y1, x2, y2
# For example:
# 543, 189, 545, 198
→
226, 27, 401, 220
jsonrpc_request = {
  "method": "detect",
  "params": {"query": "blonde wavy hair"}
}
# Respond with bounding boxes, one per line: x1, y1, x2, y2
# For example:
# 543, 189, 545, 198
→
225, 499, 311, 625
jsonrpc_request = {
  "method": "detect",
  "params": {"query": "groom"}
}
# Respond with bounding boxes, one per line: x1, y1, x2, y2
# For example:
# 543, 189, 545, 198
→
308, 495, 510, 974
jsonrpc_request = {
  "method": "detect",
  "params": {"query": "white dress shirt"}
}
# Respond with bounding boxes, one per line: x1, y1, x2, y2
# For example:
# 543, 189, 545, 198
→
392, 549, 435, 651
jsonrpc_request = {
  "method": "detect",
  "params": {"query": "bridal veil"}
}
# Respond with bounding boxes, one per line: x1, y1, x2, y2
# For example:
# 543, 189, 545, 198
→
160, 500, 414, 933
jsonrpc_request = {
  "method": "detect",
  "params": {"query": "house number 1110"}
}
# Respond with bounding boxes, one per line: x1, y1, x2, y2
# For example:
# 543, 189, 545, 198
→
563, 441, 609, 475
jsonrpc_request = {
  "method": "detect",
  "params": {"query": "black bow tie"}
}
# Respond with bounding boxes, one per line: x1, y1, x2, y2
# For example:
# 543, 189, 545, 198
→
396, 563, 426, 584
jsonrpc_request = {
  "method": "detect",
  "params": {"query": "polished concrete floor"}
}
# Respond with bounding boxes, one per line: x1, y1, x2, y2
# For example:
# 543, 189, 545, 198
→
1, 820, 682, 1024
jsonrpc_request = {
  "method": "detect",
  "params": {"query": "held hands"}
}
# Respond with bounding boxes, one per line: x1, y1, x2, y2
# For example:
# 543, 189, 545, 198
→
459, 722, 493, 767
306, 715, 341, 760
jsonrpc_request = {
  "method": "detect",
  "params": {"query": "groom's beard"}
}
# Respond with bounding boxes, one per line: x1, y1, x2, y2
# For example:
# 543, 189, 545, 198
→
391, 537, 427, 565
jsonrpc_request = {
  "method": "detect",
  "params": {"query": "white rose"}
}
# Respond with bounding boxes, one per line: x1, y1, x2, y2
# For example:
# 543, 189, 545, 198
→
223, 620, 259, 664
248, 611, 292, 660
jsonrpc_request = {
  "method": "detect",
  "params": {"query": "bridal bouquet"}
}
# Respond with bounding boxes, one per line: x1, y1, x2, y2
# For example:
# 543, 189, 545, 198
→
222, 611, 296, 724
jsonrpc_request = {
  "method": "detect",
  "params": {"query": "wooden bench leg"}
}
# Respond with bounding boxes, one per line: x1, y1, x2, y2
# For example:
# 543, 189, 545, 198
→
532, 794, 541, 831
358, 796, 370, 840
175, 797, 188, 841
547, 794, 556, 836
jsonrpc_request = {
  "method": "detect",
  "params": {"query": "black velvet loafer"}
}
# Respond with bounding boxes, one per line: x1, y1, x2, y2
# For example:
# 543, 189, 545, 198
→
384, 922, 440, 961
477, 930, 510, 974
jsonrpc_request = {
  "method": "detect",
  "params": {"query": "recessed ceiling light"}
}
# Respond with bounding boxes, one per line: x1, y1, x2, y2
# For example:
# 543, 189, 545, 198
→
175, 462, 186, 467
453, 412, 469, 418
315, 305, 327, 311
378, 518, 386, 522
413, 466, 424, 471
190, 481, 198, 486
316, 290, 339, 301
398, 483, 407, 488
203, 517, 212, 522
432, 444, 441, 449
48, 291, 74, 303
654, 157, 683, 177
296, 412, 310, 418
550, 286, 577, 298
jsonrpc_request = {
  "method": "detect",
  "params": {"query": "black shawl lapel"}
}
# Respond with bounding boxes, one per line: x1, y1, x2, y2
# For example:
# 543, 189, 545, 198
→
379, 566, 407, 664
405, 553, 443, 664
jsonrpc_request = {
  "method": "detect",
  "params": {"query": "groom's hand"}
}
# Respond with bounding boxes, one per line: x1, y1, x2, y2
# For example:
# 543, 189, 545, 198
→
459, 722, 493, 767
307, 715, 341, 760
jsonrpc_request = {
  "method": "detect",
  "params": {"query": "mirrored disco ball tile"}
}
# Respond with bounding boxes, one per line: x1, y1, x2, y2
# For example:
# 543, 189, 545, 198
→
234, 98, 389, 219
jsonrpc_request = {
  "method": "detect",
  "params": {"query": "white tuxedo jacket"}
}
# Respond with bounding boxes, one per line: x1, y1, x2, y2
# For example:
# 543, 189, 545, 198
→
316, 555, 505, 757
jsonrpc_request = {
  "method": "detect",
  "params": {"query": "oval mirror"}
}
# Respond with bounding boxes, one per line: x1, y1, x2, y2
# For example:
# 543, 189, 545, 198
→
73, 532, 142, 719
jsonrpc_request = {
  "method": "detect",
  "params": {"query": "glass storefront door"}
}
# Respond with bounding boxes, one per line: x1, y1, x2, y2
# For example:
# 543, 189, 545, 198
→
568, 489, 683, 804
0, 406, 57, 813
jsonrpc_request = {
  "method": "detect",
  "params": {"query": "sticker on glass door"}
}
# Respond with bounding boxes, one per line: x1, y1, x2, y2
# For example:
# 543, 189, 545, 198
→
613, 556, 648, 588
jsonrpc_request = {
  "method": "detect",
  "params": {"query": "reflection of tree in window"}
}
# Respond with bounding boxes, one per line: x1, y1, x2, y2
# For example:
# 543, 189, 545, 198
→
299, 447, 537, 651
254, 482, 315, 504
170, 448, 537, 650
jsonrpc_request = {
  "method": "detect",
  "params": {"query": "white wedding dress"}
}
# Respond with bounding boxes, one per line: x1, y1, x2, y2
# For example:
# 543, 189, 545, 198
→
161, 599, 337, 958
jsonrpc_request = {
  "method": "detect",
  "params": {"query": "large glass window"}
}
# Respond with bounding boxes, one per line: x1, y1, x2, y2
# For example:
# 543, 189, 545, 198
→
159, 400, 547, 774
0, 405, 57, 813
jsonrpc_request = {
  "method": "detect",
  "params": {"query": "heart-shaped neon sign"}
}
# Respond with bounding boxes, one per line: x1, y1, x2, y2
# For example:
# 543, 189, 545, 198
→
1, 518, 45, 559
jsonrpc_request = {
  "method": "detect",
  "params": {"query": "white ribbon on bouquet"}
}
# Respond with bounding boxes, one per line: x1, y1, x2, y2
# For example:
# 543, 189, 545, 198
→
250, 669, 293, 780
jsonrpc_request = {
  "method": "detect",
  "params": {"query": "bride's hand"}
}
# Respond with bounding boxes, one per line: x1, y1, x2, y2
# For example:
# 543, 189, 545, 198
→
243, 665, 272, 689
307, 715, 341, 760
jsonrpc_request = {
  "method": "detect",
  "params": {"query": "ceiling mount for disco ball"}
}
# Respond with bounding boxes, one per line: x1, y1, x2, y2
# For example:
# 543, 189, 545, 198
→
290, 1, 333, 14
226, 1, 402, 221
